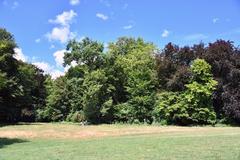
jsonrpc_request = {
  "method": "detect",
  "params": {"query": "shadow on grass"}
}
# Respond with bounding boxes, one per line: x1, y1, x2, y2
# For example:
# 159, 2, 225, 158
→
0, 138, 28, 148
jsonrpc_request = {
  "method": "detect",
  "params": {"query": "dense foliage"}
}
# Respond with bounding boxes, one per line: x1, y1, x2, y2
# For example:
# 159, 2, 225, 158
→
0, 28, 46, 122
1, 28, 239, 125
153, 59, 217, 125
155, 41, 240, 124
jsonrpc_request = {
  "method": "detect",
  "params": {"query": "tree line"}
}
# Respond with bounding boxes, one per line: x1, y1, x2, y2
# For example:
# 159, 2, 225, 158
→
0, 28, 239, 125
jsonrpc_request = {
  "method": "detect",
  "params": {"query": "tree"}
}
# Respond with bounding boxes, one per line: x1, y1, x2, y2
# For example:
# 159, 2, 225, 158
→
153, 91, 185, 124
115, 38, 157, 123
156, 43, 193, 91
82, 69, 114, 123
64, 38, 104, 71
0, 28, 22, 122
200, 40, 240, 123
154, 59, 217, 125
0, 28, 47, 122
41, 77, 69, 121
183, 59, 217, 124
155, 43, 179, 89
17, 62, 47, 121
155, 40, 240, 124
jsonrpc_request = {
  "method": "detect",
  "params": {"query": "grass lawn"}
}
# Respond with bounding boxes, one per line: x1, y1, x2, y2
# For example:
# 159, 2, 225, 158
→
0, 123, 240, 160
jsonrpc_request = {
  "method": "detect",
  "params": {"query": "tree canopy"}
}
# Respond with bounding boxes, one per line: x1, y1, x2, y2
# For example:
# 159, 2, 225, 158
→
1, 28, 240, 125
0, 28, 47, 122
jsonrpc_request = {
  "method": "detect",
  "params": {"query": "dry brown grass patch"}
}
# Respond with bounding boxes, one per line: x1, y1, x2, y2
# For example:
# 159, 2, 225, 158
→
0, 123, 239, 139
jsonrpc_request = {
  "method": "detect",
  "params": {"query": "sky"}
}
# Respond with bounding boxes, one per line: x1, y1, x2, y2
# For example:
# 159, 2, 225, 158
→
0, 0, 240, 78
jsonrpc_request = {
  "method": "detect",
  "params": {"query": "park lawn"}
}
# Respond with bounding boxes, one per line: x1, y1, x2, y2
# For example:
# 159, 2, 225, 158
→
0, 123, 240, 160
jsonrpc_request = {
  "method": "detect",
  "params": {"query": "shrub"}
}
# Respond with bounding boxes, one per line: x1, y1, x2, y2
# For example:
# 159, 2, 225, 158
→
153, 92, 189, 125
66, 111, 86, 123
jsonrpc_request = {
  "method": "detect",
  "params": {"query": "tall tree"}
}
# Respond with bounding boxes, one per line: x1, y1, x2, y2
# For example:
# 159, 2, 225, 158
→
198, 40, 240, 123
0, 28, 22, 122
17, 63, 47, 121
115, 38, 157, 123
0, 28, 47, 122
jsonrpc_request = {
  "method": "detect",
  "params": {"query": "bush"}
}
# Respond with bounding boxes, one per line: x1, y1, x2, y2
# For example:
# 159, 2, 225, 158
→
153, 92, 190, 125
35, 108, 51, 122
66, 111, 86, 123
114, 102, 133, 123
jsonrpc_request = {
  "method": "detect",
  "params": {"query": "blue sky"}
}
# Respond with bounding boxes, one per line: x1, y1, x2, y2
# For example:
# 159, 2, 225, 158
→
0, 0, 240, 78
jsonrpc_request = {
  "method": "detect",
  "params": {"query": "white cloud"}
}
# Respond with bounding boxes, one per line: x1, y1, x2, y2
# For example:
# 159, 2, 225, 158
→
53, 50, 66, 67
13, 48, 63, 79
51, 70, 65, 79
184, 34, 208, 41
161, 30, 169, 38
49, 10, 77, 26
96, 13, 108, 20
14, 48, 27, 62
123, 25, 133, 30
13, 47, 74, 80
46, 10, 77, 44
37, 50, 77, 78
33, 62, 52, 73
70, 0, 80, 6
33, 61, 65, 79
70, 60, 78, 67
45, 26, 76, 43
35, 38, 41, 43
12, 48, 66, 79
213, 18, 219, 24
64, 66, 71, 72
78, 36, 86, 42
46, 26, 72, 43
63, 60, 78, 73
32, 48, 78, 79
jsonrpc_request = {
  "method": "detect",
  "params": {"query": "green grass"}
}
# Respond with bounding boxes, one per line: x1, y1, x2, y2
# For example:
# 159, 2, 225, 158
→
0, 123, 240, 160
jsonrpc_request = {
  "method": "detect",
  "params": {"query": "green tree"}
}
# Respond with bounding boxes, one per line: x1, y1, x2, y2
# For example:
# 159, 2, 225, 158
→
82, 69, 114, 123
154, 59, 217, 125
0, 28, 47, 122
115, 38, 157, 123
183, 59, 218, 124
17, 62, 47, 121
37, 77, 68, 121
153, 91, 186, 125
64, 38, 104, 71
0, 28, 22, 122
65, 77, 85, 122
